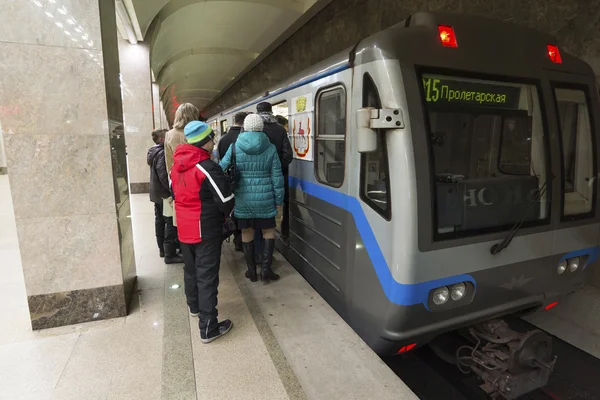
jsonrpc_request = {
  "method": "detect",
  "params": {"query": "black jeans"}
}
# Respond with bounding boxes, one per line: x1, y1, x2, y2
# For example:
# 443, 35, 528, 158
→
281, 174, 290, 236
154, 202, 178, 250
181, 237, 222, 336
154, 202, 166, 251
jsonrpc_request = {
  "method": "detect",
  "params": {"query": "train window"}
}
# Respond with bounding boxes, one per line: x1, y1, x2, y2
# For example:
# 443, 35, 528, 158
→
554, 87, 596, 218
272, 101, 289, 118
220, 119, 229, 136
360, 73, 391, 219
315, 86, 346, 187
421, 73, 550, 238
498, 114, 533, 176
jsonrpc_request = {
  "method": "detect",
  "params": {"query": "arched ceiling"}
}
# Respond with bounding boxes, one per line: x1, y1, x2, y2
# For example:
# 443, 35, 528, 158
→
127, 0, 318, 122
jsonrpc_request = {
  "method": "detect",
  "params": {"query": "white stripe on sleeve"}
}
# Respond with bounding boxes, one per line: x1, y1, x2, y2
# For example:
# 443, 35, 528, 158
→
195, 164, 235, 203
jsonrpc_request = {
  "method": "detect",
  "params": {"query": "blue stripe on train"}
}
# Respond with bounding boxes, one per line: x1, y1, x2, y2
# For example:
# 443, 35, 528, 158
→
289, 177, 600, 307
288, 176, 475, 308
560, 247, 600, 270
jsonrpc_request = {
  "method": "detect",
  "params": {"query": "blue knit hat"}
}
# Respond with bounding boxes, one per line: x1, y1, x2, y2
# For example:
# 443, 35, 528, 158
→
184, 121, 214, 146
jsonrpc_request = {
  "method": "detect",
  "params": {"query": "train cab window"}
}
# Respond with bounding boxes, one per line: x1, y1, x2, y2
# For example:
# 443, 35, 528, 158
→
315, 86, 346, 187
421, 74, 550, 238
554, 87, 596, 218
360, 73, 391, 219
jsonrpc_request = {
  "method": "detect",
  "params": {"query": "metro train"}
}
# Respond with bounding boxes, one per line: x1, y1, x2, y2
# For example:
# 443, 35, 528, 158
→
210, 12, 600, 398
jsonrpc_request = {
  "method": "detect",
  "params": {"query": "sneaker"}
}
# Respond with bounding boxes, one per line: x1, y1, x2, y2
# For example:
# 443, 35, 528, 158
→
200, 319, 233, 344
188, 308, 199, 317
159, 251, 165, 258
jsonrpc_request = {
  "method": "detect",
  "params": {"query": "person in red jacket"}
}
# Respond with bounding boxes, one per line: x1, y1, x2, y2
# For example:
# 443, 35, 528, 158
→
171, 121, 235, 343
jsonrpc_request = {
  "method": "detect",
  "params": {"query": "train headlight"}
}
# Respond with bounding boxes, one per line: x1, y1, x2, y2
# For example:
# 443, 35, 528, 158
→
568, 257, 580, 272
557, 260, 567, 274
432, 287, 450, 305
451, 283, 466, 301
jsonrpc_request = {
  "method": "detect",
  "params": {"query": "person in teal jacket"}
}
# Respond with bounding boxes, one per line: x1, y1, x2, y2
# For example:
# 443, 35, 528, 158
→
220, 114, 285, 282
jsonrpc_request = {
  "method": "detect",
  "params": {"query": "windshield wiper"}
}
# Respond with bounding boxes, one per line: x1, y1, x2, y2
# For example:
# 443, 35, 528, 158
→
490, 180, 549, 255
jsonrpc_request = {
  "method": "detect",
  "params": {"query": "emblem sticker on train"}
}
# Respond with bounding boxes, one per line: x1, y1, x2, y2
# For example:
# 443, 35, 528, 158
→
499, 275, 533, 290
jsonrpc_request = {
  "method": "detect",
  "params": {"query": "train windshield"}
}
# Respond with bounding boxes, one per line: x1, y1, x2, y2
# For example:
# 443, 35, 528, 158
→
421, 73, 549, 238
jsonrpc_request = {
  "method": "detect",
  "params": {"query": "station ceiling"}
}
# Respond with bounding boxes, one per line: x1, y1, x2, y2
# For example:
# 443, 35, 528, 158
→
121, 0, 318, 120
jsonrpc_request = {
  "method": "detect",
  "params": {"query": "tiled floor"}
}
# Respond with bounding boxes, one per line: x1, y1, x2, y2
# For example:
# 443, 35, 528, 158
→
0, 175, 165, 400
2, 171, 600, 400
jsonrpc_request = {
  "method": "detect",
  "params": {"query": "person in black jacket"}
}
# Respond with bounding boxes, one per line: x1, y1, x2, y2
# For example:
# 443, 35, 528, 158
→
257, 102, 293, 248
217, 112, 248, 252
147, 129, 184, 264
217, 112, 248, 161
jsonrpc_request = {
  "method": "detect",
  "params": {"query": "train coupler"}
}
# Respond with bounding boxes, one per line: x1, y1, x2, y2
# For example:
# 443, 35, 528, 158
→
458, 319, 556, 399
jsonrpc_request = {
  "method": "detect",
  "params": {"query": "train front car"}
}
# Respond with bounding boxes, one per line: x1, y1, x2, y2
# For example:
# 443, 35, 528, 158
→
353, 12, 600, 398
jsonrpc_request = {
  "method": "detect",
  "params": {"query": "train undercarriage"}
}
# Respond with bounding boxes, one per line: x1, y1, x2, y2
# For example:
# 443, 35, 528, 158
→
430, 319, 557, 399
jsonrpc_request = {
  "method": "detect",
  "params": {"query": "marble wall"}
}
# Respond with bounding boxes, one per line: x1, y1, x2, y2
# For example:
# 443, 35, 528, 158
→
0, 0, 135, 329
152, 83, 170, 131
119, 42, 154, 194
0, 131, 7, 174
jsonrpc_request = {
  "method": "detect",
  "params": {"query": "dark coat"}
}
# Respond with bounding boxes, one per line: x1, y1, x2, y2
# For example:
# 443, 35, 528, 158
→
217, 126, 242, 161
260, 113, 293, 174
147, 144, 171, 203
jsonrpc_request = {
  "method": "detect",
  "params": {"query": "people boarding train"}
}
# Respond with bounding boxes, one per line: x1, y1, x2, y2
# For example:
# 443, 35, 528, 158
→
251, 102, 293, 260
220, 114, 285, 282
218, 111, 249, 252
171, 121, 235, 343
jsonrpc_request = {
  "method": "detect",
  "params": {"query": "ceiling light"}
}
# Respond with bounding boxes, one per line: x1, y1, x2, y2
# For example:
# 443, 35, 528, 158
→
71, 38, 78, 42
74, 27, 82, 33
67, 18, 75, 25
55, 22, 63, 28
45, 12, 53, 18
49, 0, 56, 3
88, 41, 94, 47
82, 35, 88, 40
64, 30, 71, 36
33, 0, 42, 7
57, 6, 67, 15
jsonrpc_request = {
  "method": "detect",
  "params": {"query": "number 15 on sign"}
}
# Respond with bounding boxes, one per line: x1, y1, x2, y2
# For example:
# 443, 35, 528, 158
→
423, 78, 441, 102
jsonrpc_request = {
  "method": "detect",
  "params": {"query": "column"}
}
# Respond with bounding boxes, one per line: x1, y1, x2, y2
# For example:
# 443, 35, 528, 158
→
0, 129, 7, 175
0, 0, 136, 329
118, 41, 155, 194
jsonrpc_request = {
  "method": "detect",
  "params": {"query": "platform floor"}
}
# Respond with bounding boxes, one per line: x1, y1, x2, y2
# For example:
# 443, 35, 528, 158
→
2, 174, 599, 399
0, 179, 416, 400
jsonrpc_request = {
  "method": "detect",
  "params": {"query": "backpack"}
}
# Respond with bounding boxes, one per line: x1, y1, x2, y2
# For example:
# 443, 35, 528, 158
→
223, 142, 240, 191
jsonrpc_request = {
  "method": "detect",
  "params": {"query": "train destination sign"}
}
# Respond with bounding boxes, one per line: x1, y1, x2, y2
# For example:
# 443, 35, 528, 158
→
422, 76, 521, 109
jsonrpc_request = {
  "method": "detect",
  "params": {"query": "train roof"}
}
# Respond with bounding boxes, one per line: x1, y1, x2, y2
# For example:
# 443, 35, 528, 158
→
213, 12, 593, 118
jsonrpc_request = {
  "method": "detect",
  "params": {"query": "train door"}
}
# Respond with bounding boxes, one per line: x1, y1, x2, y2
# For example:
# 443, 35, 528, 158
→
543, 71, 600, 252
344, 64, 395, 343
281, 77, 353, 318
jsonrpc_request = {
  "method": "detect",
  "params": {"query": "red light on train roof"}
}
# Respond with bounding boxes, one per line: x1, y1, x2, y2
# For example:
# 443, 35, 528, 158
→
397, 343, 417, 354
547, 44, 562, 64
438, 25, 458, 48
545, 301, 559, 311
